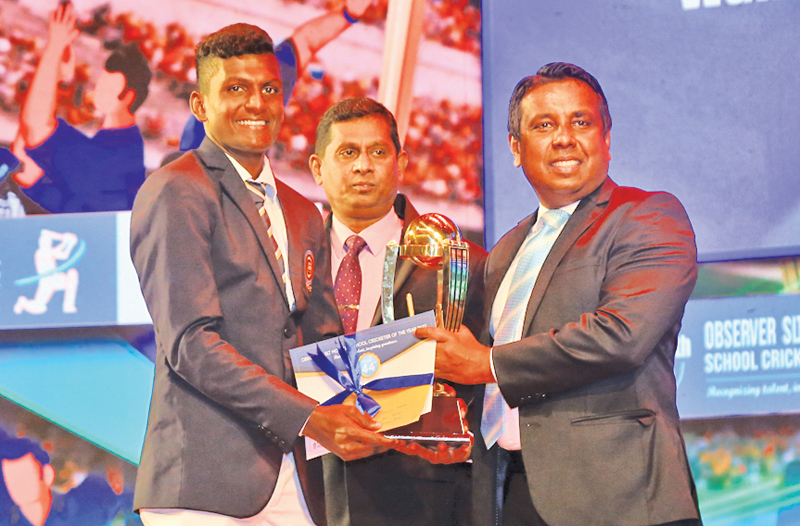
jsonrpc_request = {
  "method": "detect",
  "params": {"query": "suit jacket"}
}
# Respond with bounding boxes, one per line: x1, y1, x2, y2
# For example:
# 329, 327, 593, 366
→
323, 195, 487, 526
130, 139, 340, 521
472, 178, 700, 526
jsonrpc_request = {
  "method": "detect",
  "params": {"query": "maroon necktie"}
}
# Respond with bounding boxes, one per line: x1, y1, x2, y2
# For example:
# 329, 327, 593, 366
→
335, 235, 368, 334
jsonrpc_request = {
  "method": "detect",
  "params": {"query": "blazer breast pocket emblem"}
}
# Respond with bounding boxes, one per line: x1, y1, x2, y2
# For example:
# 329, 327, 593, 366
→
304, 250, 314, 292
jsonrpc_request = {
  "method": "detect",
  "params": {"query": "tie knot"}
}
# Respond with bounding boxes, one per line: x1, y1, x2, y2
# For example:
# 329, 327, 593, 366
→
541, 208, 570, 230
245, 179, 268, 203
345, 235, 367, 255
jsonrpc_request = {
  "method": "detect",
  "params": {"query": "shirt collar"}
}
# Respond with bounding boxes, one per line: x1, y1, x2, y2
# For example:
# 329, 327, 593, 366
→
538, 200, 580, 218
224, 152, 278, 200
330, 208, 404, 259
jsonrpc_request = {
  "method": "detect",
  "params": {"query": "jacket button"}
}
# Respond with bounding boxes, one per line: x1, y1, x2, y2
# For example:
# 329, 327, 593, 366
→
283, 327, 291, 337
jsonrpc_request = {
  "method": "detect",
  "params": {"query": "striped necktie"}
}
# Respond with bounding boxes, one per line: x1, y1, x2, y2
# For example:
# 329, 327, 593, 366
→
481, 208, 570, 449
245, 179, 287, 286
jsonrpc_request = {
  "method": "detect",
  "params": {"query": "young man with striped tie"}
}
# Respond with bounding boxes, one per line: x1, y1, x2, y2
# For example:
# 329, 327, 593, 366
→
130, 24, 398, 526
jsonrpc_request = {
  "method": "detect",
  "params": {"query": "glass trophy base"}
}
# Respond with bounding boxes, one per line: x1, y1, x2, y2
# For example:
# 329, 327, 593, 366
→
383, 396, 471, 448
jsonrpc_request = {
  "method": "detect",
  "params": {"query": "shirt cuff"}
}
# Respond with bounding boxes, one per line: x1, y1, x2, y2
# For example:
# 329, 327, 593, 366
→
489, 346, 498, 382
298, 405, 318, 436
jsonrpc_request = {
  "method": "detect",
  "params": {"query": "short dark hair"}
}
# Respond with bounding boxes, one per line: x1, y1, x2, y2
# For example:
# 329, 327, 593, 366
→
508, 62, 611, 141
104, 43, 152, 113
195, 23, 275, 94
315, 97, 401, 157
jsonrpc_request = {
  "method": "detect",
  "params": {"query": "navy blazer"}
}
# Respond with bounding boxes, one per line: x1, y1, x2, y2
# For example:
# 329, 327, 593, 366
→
130, 139, 340, 521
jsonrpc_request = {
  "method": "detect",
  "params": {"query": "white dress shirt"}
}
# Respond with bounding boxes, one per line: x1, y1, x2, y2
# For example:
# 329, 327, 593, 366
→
488, 201, 579, 450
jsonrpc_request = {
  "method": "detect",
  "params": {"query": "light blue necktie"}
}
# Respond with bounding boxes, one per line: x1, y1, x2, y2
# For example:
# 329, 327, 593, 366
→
481, 208, 570, 449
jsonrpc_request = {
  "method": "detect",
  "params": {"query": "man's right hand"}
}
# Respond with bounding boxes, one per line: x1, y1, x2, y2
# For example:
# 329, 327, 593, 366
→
303, 405, 401, 461
46, 3, 80, 53
19, 3, 81, 148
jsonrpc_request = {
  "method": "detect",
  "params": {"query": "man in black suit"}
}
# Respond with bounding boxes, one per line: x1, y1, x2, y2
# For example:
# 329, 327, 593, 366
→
130, 25, 398, 525
309, 97, 487, 526
418, 63, 702, 526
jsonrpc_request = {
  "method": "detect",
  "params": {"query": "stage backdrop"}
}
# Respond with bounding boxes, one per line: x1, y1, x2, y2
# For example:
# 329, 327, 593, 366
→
481, 0, 800, 261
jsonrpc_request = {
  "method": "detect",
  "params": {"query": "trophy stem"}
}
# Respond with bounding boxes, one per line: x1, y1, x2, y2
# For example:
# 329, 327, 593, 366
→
435, 268, 445, 328
381, 243, 400, 324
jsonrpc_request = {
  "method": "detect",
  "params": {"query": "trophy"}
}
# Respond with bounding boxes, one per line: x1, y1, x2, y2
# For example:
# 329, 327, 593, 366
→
381, 213, 469, 331
381, 213, 472, 448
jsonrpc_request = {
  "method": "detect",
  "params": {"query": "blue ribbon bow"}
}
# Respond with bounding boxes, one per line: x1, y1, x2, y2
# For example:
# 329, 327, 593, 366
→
309, 333, 434, 417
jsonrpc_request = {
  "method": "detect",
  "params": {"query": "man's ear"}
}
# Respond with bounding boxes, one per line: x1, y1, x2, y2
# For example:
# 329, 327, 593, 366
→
397, 150, 408, 185
308, 154, 324, 185
190, 91, 207, 122
508, 133, 522, 168
42, 463, 55, 488
120, 88, 136, 112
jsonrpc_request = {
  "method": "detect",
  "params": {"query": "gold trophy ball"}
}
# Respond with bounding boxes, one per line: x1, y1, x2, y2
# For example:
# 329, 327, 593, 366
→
401, 213, 463, 270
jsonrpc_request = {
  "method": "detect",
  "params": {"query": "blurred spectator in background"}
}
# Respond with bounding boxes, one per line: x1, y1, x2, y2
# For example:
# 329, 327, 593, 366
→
0, 0, 483, 207
16, 3, 151, 214
0, 430, 125, 526
304, 0, 480, 55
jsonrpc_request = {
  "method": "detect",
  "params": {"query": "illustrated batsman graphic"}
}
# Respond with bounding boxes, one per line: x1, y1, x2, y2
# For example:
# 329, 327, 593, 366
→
14, 229, 84, 315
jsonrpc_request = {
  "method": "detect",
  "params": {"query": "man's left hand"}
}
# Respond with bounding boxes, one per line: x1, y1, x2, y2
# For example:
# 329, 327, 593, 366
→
415, 325, 494, 385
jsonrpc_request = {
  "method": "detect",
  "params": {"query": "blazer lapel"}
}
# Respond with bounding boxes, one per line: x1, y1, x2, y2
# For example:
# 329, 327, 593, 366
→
276, 179, 308, 313
195, 139, 289, 307
520, 178, 617, 333
369, 257, 416, 326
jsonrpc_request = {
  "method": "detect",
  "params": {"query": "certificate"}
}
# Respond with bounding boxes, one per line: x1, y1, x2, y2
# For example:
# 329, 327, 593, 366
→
290, 311, 437, 459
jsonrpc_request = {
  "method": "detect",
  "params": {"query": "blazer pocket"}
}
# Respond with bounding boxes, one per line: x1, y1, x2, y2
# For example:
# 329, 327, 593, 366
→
552, 256, 603, 272
570, 408, 656, 427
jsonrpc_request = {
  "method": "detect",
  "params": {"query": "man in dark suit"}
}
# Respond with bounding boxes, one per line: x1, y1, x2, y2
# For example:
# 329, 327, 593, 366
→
417, 63, 702, 526
309, 97, 486, 526
130, 25, 398, 525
